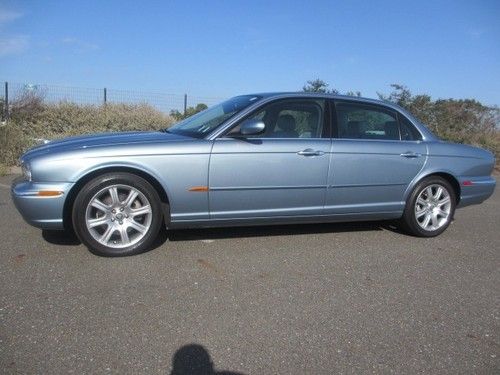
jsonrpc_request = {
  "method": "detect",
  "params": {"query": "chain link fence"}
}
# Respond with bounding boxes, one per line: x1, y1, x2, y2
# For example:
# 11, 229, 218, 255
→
0, 81, 225, 121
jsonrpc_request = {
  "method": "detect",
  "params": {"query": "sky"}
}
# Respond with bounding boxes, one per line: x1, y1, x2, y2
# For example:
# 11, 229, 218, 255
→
1, 0, 499, 105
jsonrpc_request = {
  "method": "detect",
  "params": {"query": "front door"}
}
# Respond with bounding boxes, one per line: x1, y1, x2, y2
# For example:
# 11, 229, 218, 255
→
209, 98, 331, 219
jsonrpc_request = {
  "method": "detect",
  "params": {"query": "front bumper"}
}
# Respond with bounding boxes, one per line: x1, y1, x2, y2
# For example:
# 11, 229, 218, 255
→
11, 177, 75, 230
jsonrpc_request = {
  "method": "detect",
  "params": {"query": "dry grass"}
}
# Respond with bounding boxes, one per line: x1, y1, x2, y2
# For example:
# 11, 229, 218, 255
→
0, 162, 8, 176
0, 102, 175, 165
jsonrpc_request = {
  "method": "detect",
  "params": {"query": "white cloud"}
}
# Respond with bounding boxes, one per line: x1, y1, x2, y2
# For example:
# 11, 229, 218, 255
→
467, 28, 485, 39
61, 37, 77, 44
0, 9, 23, 25
0, 35, 28, 57
0, 7, 26, 57
61, 36, 99, 52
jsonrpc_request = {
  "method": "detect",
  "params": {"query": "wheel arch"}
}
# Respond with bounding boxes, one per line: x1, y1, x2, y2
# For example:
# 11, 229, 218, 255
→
407, 171, 461, 204
63, 166, 171, 232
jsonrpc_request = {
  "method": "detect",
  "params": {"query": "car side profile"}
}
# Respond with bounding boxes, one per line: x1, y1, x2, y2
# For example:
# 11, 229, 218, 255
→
11, 93, 496, 256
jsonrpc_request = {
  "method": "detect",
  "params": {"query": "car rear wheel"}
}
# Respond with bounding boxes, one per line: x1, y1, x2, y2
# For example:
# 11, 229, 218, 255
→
72, 172, 163, 256
401, 176, 456, 237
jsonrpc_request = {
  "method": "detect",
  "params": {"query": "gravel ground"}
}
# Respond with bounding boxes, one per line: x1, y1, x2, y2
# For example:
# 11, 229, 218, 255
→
0, 175, 498, 374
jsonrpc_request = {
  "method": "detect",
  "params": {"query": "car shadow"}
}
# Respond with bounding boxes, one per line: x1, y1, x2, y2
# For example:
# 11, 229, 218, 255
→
167, 220, 404, 242
42, 229, 81, 246
41, 220, 404, 249
41, 227, 169, 251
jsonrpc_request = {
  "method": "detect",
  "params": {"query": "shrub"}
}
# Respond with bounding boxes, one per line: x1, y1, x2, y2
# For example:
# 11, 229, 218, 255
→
378, 84, 500, 159
1, 98, 175, 165
170, 103, 208, 121
0, 122, 35, 166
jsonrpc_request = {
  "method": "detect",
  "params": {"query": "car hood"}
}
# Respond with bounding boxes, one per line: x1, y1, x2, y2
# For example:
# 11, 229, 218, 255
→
22, 131, 191, 161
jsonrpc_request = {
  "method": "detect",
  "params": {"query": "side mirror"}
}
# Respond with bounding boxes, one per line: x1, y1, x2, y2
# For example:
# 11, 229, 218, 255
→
239, 119, 266, 136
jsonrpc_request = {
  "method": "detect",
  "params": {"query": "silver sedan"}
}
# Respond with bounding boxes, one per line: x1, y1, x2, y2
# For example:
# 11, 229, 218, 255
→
12, 93, 496, 256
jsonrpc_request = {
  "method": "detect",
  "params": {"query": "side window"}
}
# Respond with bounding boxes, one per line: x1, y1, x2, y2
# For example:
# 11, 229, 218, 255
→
399, 114, 423, 141
229, 99, 325, 138
335, 102, 400, 140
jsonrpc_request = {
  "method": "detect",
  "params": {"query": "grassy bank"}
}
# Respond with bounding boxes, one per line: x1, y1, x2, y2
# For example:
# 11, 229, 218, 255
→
0, 101, 175, 166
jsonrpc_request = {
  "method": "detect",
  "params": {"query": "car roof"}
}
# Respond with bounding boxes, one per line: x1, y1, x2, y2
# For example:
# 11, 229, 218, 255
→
248, 92, 394, 106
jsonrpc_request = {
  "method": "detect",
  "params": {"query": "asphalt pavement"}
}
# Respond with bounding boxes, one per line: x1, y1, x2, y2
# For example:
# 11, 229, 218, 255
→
0, 174, 498, 374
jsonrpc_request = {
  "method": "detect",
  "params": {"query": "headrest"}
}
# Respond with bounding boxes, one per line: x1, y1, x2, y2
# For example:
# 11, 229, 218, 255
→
384, 121, 399, 139
276, 114, 296, 131
346, 121, 361, 137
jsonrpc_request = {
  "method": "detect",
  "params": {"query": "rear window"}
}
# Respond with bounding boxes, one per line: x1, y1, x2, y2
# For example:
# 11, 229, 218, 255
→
335, 102, 400, 140
334, 101, 423, 141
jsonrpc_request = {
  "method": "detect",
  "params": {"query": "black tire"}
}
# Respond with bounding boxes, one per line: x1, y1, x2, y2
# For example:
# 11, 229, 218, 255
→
72, 172, 163, 256
401, 176, 456, 237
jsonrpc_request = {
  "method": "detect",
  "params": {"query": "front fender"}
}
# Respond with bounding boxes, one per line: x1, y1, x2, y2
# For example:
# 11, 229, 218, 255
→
62, 154, 210, 221
70, 160, 173, 203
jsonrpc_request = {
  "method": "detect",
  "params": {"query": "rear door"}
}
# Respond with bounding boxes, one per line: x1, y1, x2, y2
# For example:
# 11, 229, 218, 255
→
209, 98, 331, 219
325, 100, 426, 214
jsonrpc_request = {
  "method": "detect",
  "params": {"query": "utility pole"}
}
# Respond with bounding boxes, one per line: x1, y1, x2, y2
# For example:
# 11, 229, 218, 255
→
4, 81, 9, 121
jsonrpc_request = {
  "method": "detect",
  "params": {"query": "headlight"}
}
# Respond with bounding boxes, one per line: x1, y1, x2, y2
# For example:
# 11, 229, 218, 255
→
21, 162, 32, 181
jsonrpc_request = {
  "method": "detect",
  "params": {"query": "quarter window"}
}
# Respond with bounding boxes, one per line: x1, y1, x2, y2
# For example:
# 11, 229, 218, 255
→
399, 114, 423, 141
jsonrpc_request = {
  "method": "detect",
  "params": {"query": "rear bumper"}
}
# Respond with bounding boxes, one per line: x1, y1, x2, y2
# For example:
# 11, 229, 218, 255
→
457, 176, 496, 208
11, 177, 74, 230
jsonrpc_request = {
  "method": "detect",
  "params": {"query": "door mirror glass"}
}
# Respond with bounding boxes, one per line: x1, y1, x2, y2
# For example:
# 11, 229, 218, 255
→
239, 119, 266, 136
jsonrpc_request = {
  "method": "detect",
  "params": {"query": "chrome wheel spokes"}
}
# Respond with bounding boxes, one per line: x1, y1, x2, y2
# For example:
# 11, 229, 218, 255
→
414, 184, 452, 231
85, 184, 152, 248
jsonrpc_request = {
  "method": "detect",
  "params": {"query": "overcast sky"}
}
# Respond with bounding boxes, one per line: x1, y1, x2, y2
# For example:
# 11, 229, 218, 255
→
1, 0, 499, 104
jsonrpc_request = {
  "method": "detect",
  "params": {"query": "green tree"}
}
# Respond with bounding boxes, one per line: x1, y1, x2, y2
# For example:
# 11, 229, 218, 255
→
302, 79, 338, 94
302, 79, 361, 96
170, 103, 208, 121
378, 84, 435, 132
378, 84, 499, 157
345, 91, 362, 97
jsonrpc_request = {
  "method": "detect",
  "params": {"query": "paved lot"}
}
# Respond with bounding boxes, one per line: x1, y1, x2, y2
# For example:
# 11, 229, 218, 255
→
0, 174, 499, 374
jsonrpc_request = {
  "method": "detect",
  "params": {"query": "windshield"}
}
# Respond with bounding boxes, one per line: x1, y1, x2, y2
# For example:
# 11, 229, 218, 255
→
165, 95, 262, 138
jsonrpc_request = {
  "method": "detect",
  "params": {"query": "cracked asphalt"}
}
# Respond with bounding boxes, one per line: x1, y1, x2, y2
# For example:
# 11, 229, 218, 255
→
0, 174, 498, 374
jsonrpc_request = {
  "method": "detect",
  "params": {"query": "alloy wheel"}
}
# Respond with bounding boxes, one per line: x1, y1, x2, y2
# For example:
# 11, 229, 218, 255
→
85, 184, 152, 248
414, 184, 452, 231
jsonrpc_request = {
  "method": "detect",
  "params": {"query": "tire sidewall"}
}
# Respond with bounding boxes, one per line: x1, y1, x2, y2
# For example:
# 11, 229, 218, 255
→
403, 176, 456, 237
72, 173, 163, 256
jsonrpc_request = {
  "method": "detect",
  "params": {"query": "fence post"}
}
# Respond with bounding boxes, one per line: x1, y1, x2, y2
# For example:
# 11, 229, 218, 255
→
4, 81, 8, 121
103, 87, 107, 105
183, 94, 187, 116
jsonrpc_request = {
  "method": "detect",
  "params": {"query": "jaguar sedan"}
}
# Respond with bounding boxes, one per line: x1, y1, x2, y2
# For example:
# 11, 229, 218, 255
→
12, 93, 496, 256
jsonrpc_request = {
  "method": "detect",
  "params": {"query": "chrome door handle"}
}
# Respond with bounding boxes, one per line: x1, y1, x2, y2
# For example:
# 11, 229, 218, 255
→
400, 151, 421, 158
297, 149, 324, 156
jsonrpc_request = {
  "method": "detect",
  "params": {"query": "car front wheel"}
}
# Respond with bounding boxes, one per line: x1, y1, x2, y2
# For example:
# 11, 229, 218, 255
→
401, 176, 456, 237
72, 172, 163, 256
